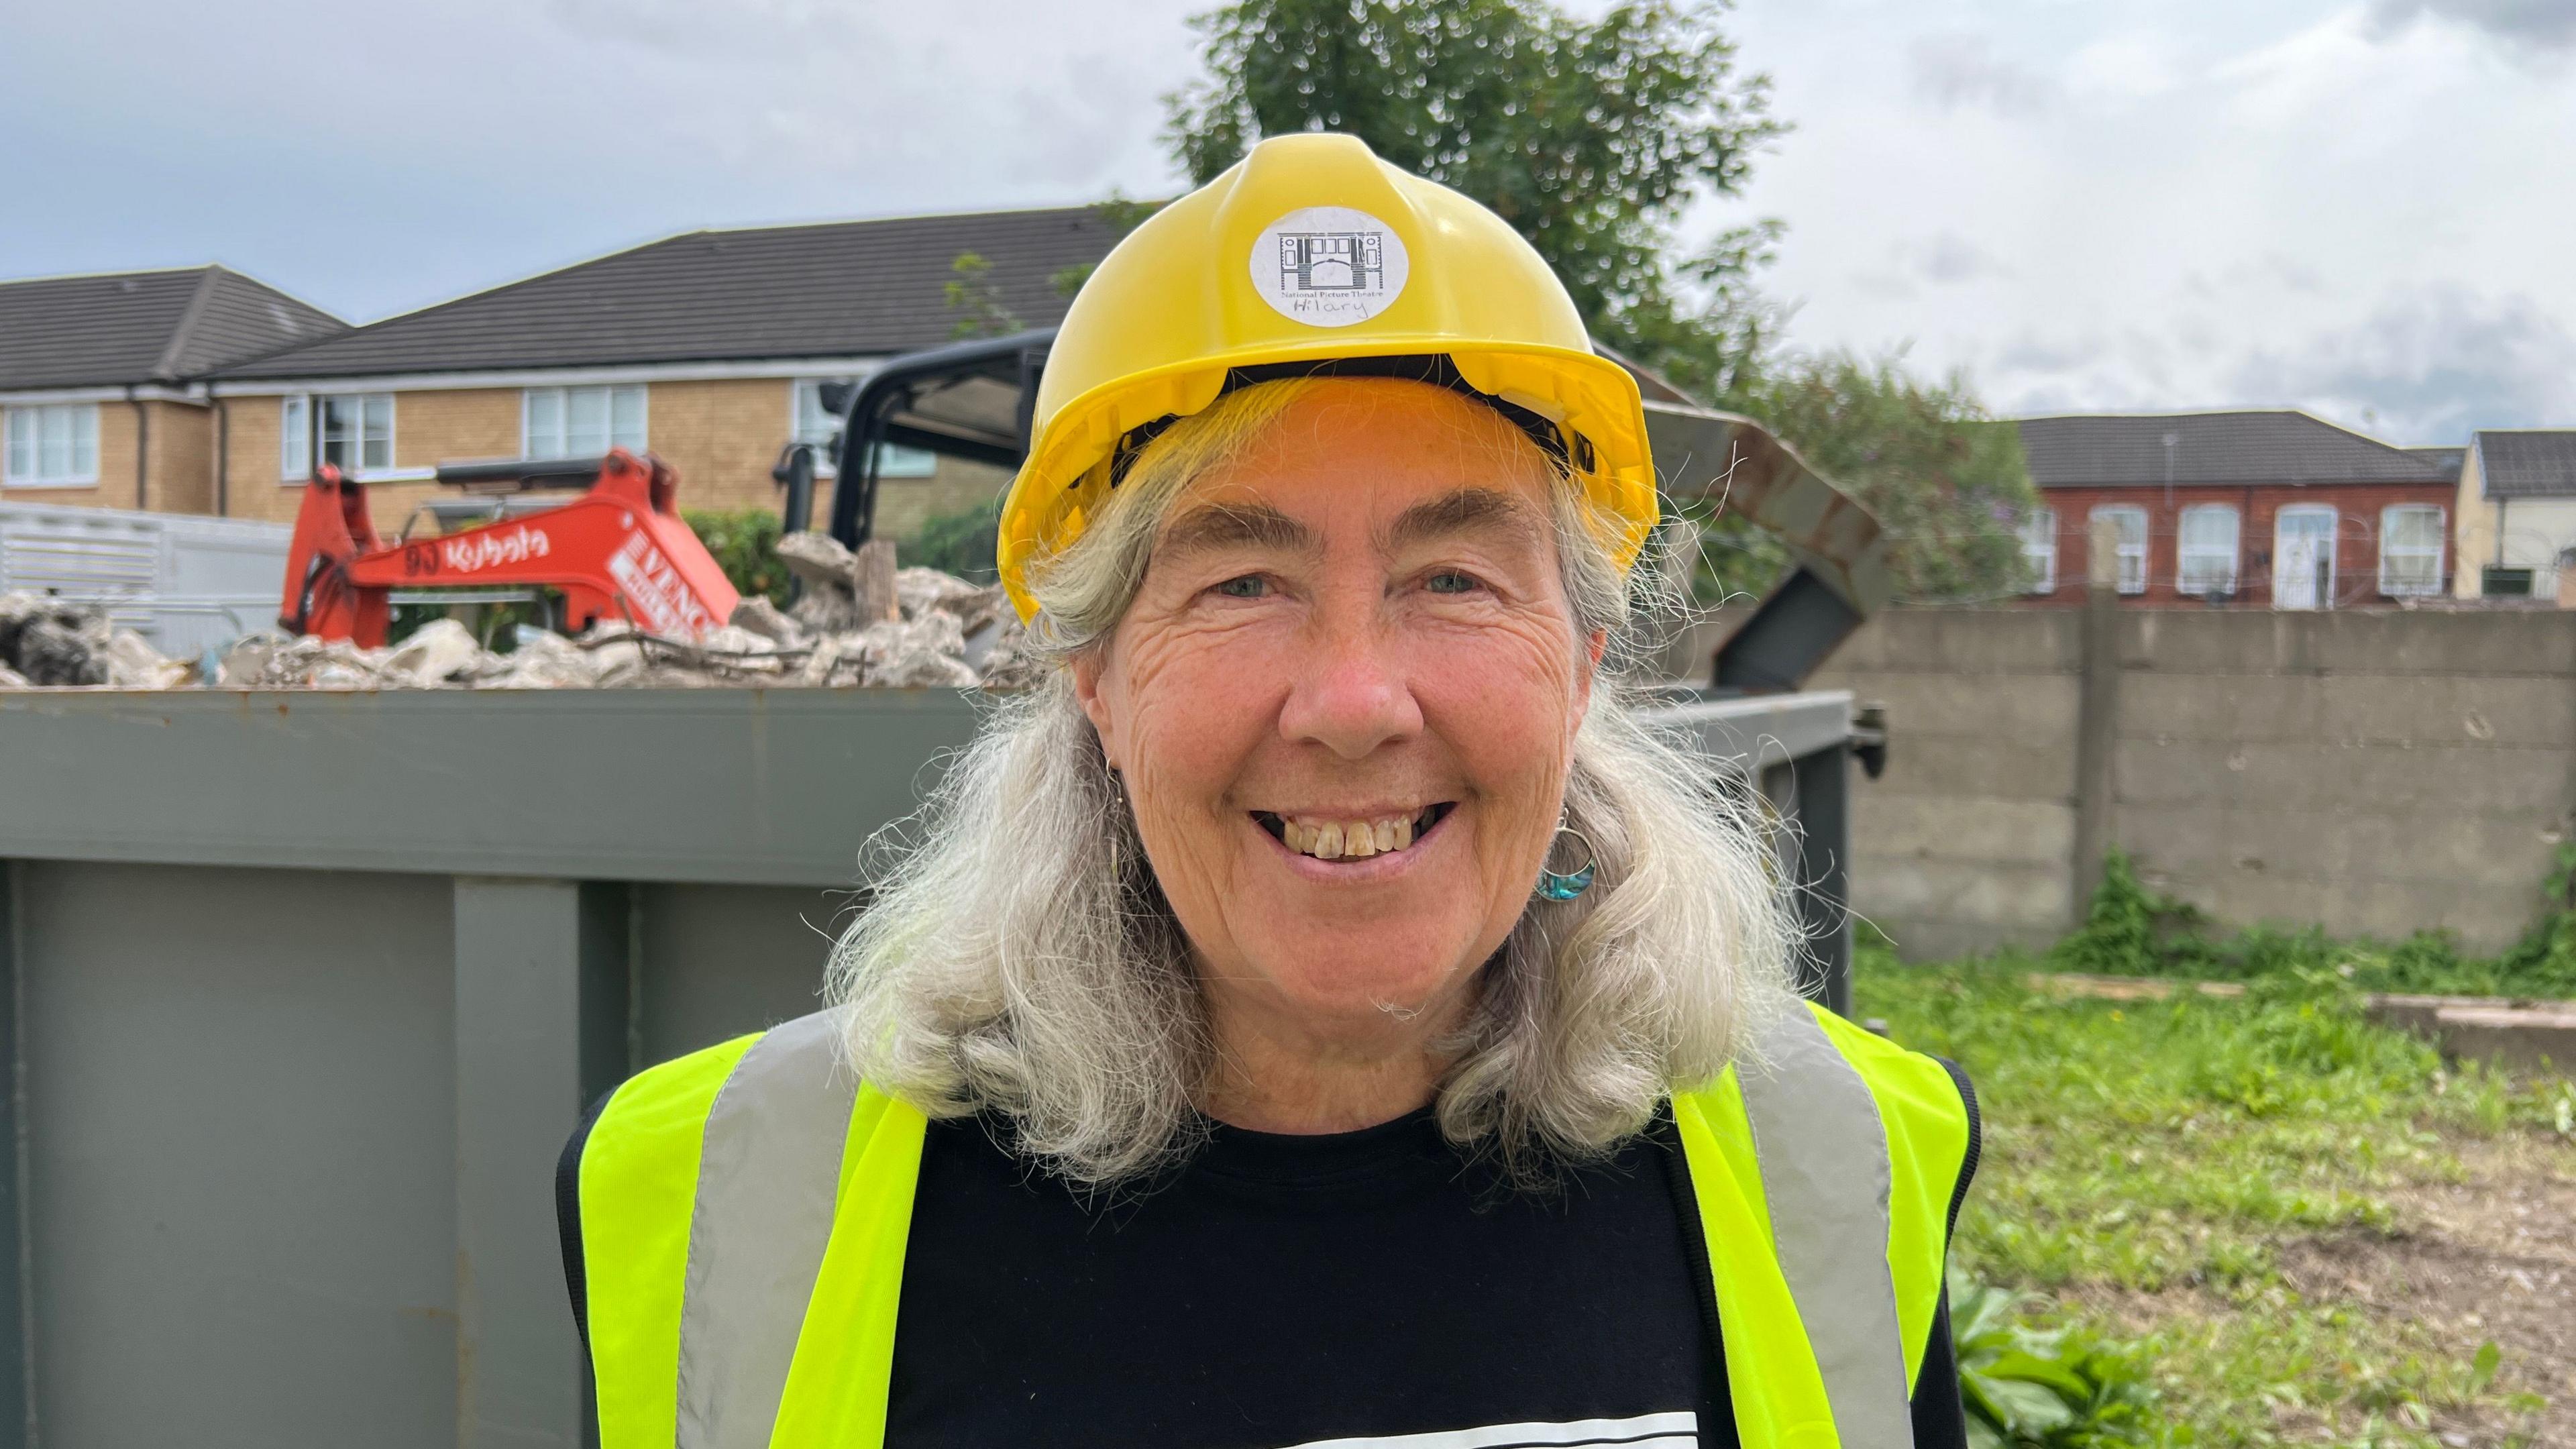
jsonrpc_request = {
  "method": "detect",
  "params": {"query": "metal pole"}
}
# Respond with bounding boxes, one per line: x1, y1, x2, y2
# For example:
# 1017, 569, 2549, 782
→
0, 865, 30, 1449
1792, 744, 1854, 1016
453, 877, 590, 1449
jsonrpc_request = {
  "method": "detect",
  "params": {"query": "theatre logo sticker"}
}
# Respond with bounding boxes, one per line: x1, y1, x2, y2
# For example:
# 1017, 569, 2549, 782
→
1252, 207, 1410, 328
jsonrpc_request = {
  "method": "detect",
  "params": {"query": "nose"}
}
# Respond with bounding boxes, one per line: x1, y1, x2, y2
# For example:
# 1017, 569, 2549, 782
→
1276, 596, 1423, 761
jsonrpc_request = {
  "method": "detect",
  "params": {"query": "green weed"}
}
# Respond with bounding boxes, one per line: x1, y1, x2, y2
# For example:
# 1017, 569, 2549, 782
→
1860, 942, 2569, 1446
2047, 849, 2576, 1000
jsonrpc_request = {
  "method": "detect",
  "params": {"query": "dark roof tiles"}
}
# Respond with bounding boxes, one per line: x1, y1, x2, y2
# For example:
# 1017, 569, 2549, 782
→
2014, 411, 2451, 488
0, 266, 343, 390
221, 206, 1122, 381
2475, 431, 2576, 498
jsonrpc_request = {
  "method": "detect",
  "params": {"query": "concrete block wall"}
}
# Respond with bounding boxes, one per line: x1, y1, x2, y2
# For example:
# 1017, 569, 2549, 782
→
1811, 610, 2082, 961
1811, 607, 2576, 960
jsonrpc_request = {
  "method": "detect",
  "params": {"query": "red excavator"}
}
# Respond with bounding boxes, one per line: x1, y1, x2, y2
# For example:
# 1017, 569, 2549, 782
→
278, 447, 740, 647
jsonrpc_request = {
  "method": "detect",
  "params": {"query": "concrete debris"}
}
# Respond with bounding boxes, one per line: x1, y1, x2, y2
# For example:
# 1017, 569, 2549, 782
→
773, 530, 857, 591
1, 548, 1040, 692
104, 629, 190, 690
484, 630, 600, 690
1, 593, 193, 688
728, 596, 808, 649
381, 619, 485, 688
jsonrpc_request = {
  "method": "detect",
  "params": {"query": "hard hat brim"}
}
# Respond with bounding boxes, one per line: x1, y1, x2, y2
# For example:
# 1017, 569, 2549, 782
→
998, 337, 1658, 621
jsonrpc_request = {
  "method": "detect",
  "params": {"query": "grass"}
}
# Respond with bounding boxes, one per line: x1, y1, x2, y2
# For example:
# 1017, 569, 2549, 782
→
1859, 939, 2575, 1446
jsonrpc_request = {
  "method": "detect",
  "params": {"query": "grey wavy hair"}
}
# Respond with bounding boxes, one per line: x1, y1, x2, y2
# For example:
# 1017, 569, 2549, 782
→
827, 377, 1798, 1186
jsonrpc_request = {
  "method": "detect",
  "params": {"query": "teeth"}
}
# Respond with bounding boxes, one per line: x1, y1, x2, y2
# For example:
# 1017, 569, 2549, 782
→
1274, 809, 1434, 861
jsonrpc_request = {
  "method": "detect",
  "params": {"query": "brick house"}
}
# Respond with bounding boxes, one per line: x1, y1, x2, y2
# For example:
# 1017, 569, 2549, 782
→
198, 207, 1123, 541
1, 208, 1118, 541
2448, 430, 2576, 600
200, 207, 1120, 540
2011, 411, 2459, 608
0, 266, 343, 512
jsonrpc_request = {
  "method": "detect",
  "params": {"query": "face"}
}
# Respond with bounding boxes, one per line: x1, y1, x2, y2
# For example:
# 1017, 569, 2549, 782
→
1074, 380, 1605, 1059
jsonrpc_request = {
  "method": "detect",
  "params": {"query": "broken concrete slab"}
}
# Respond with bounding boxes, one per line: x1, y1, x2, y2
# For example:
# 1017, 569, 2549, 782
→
2424, 1003, 2576, 1075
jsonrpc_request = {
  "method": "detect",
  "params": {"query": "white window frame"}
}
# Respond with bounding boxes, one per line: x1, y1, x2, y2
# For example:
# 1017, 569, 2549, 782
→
2019, 506, 2057, 594
2176, 504, 2241, 598
3, 403, 102, 488
2273, 504, 2339, 610
2090, 504, 2149, 595
792, 378, 934, 480
280, 393, 396, 480
523, 384, 649, 460
2378, 503, 2445, 597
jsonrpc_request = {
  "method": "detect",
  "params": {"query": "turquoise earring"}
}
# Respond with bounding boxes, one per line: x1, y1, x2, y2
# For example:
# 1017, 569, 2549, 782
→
1535, 822, 1597, 901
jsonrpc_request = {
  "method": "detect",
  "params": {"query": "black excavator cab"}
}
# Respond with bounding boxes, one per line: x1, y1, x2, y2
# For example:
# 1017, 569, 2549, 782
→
794, 326, 1886, 697
779, 329, 1053, 549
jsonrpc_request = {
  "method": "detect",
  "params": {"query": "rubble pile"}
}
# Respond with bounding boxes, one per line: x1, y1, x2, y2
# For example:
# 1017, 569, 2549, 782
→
0, 535, 1040, 692
0, 593, 193, 689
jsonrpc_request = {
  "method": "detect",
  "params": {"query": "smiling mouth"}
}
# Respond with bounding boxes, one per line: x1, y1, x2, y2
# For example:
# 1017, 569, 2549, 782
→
1251, 804, 1455, 861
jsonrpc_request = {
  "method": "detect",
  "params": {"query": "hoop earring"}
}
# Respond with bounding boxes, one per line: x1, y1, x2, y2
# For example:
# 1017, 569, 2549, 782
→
1535, 821, 1597, 901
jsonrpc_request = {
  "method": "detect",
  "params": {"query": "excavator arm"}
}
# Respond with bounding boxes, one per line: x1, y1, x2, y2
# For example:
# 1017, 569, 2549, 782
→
280, 448, 739, 648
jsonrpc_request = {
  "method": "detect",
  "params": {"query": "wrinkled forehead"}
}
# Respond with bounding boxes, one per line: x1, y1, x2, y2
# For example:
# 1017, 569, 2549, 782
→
1161, 379, 1559, 553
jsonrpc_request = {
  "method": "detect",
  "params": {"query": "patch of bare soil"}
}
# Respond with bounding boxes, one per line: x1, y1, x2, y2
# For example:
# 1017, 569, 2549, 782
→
2279, 1134, 2576, 1448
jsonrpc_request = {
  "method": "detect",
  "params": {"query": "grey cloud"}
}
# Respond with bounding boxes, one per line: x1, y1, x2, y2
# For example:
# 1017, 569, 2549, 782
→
1914, 233, 2007, 284
2367, 0, 2576, 50
1849, 269, 1920, 302
1908, 34, 2055, 115
2225, 286, 2576, 441
1996, 335, 2100, 374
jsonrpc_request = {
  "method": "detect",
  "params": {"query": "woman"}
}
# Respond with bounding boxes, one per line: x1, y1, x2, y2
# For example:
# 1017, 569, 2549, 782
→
564, 133, 1977, 1449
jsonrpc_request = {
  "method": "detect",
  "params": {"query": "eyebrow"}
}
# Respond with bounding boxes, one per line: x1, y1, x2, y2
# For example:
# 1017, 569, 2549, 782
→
1155, 502, 1320, 559
1382, 488, 1546, 554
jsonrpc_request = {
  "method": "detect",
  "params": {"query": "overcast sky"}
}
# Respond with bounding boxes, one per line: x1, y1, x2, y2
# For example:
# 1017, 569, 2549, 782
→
7, 0, 2571, 443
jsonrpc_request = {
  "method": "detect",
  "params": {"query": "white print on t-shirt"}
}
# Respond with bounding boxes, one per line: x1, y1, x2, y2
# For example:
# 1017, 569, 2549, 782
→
1272, 1409, 1697, 1449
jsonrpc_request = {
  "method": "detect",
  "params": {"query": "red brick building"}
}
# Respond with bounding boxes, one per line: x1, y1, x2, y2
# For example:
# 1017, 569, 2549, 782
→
2012, 411, 2460, 608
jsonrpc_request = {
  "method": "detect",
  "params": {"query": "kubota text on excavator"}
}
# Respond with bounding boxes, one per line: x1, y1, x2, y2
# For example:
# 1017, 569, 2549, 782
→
278, 447, 741, 647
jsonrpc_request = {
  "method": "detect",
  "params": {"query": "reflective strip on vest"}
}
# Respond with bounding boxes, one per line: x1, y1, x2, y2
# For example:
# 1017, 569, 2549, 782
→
675, 1011, 861, 1449
1736, 1006, 1915, 1449
626, 1002, 1945, 1449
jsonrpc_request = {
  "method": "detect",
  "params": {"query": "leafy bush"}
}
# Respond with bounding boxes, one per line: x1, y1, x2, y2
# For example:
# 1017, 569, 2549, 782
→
906, 496, 1003, 584
684, 508, 792, 609
1953, 1277, 2167, 1448
2050, 848, 2576, 1000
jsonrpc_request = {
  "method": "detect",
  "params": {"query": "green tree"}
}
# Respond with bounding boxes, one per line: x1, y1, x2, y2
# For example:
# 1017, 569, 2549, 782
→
1722, 353, 2040, 603
1051, 195, 1167, 300
1167, 0, 2040, 602
1164, 0, 1782, 388
945, 252, 1022, 339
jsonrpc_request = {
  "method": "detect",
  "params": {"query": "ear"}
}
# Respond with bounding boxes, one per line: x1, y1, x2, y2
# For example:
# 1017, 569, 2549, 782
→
1071, 647, 1121, 772
1570, 627, 1607, 724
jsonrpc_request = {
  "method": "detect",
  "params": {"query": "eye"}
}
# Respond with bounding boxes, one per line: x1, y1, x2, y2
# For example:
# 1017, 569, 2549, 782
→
1214, 574, 1268, 599
1425, 570, 1481, 595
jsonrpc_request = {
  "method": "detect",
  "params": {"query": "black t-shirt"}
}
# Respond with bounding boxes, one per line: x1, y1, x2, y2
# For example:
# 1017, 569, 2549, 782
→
883, 1108, 1972, 1449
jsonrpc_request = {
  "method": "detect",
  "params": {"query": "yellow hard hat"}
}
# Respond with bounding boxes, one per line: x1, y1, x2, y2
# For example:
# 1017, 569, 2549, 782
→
996, 130, 1658, 621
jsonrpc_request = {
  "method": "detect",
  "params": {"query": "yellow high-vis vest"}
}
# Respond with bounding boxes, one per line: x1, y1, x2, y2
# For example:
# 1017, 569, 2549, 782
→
573, 1002, 1974, 1449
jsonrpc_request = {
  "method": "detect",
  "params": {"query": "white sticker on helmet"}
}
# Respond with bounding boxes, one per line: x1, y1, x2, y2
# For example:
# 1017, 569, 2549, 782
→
1250, 207, 1410, 328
